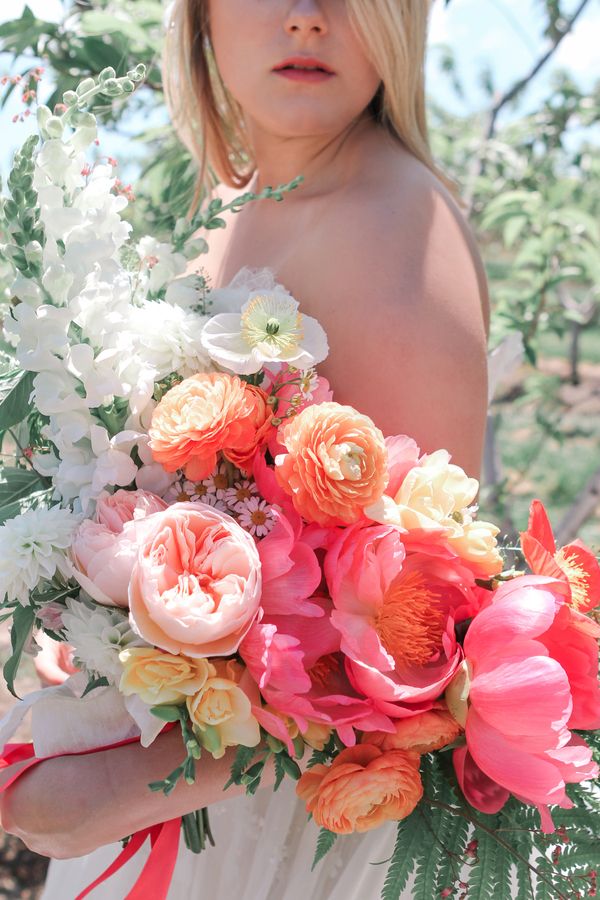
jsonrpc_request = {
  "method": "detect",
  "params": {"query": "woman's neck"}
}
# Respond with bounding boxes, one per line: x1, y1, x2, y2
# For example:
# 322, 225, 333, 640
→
248, 114, 377, 199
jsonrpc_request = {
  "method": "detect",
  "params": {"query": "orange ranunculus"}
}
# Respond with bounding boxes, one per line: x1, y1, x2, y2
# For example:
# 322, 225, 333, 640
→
365, 707, 462, 754
296, 744, 422, 835
148, 372, 273, 480
275, 402, 388, 526
223, 383, 274, 473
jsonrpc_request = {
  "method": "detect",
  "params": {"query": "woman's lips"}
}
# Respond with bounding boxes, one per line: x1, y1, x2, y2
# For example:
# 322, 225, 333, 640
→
273, 68, 335, 83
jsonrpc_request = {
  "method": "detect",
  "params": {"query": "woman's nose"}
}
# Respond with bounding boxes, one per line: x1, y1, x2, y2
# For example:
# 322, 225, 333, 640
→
284, 0, 328, 35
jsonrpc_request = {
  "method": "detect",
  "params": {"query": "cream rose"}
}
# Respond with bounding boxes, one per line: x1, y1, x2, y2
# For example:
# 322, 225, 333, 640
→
186, 659, 260, 758
129, 503, 262, 657
119, 648, 213, 706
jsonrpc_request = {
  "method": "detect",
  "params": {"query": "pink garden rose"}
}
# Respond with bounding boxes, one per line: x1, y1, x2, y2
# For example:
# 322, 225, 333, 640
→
325, 523, 480, 717
129, 502, 262, 657
450, 575, 600, 831
70, 489, 167, 607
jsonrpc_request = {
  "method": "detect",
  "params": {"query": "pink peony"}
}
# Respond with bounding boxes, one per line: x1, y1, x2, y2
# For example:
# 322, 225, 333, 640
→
70, 489, 167, 607
240, 512, 392, 747
325, 523, 479, 717
451, 575, 600, 831
129, 502, 261, 657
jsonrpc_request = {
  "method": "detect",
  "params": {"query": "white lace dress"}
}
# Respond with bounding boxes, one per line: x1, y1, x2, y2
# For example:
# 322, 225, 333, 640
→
41, 269, 520, 900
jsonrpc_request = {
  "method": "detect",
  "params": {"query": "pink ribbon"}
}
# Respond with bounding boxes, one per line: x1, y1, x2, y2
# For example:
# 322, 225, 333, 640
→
0, 732, 182, 900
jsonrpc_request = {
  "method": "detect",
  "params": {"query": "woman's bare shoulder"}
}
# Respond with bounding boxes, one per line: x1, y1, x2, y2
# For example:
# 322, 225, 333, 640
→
299, 150, 490, 477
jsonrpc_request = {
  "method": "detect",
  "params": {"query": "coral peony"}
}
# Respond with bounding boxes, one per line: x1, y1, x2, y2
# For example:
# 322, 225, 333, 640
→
449, 575, 600, 830
367, 706, 462, 754
520, 499, 600, 613
326, 523, 478, 716
149, 372, 273, 481
129, 502, 261, 657
366, 447, 502, 578
274, 401, 388, 526
70, 488, 167, 607
296, 744, 423, 834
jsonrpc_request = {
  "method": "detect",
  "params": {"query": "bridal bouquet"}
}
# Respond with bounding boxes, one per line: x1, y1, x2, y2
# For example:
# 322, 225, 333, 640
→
0, 68, 598, 900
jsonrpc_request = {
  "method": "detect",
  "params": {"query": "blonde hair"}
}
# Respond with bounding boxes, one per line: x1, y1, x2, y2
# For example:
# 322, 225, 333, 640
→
164, 0, 461, 205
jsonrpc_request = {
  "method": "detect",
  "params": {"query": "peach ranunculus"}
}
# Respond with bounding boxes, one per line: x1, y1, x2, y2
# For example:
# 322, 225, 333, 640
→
148, 372, 273, 481
118, 647, 213, 706
274, 402, 388, 526
365, 446, 503, 578
296, 745, 423, 834
366, 706, 462, 754
129, 502, 262, 657
186, 659, 261, 758
70, 489, 167, 607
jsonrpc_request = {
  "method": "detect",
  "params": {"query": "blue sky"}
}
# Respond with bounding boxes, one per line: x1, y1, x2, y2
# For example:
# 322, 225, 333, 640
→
1, 0, 599, 174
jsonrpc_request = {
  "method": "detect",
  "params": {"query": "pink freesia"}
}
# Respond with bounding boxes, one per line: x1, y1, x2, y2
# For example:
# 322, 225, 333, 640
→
325, 523, 478, 716
261, 365, 333, 456
70, 489, 167, 607
453, 575, 600, 830
129, 502, 262, 657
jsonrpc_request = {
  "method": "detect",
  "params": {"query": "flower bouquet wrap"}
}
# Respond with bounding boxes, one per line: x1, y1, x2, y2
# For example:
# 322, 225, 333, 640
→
0, 69, 598, 900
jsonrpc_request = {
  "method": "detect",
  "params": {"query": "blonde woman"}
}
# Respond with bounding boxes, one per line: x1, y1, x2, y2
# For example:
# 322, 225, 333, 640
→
3, 1, 490, 897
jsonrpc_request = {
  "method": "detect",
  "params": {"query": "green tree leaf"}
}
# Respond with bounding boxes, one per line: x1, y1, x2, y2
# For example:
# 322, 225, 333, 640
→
0, 370, 35, 432
311, 828, 338, 871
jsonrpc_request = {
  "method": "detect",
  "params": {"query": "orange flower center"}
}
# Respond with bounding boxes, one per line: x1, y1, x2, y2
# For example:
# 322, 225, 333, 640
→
194, 483, 208, 497
214, 473, 228, 491
555, 547, 591, 612
310, 654, 340, 688
376, 570, 444, 669
176, 491, 191, 502
235, 487, 252, 502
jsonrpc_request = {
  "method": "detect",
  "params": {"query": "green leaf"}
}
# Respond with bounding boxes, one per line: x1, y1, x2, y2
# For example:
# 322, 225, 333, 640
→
81, 675, 109, 697
150, 704, 184, 723
3, 603, 35, 698
311, 828, 338, 871
273, 753, 285, 791
0, 467, 45, 510
224, 744, 257, 790
0, 370, 35, 431
382, 811, 429, 900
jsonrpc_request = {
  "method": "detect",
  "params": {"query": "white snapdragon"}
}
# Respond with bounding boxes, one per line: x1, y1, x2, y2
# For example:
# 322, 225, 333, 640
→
0, 506, 78, 605
62, 598, 147, 684
33, 369, 89, 417
6, 303, 72, 372
136, 236, 187, 295
64, 344, 125, 407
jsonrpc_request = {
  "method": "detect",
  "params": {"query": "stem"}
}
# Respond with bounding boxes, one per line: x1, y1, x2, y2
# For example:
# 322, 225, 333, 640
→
7, 428, 33, 468
424, 797, 572, 899
202, 808, 215, 847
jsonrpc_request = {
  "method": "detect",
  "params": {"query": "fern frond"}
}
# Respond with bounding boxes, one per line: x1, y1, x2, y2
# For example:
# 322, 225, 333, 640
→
311, 828, 338, 871
381, 810, 429, 900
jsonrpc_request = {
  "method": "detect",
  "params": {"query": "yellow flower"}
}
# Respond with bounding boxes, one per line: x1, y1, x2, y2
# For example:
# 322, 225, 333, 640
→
302, 722, 333, 751
449, 516, 503, 577
187, 659, 260, 759
119, 648, 213, 706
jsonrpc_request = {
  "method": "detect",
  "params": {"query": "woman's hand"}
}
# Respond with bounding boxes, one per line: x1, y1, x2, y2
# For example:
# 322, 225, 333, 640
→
33, 632, 77, 687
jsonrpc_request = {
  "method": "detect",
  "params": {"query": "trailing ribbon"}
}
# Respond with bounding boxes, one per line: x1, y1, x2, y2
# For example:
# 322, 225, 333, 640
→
0, 730, 181, 900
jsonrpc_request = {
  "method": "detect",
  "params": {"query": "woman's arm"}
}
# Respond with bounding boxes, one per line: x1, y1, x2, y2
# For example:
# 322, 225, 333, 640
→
0, 727, 273, 858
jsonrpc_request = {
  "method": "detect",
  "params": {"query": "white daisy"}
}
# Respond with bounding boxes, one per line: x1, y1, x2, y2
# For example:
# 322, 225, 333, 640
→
224, 479, 259, 512
237, 496, 275, 538
202, 461, 231, 500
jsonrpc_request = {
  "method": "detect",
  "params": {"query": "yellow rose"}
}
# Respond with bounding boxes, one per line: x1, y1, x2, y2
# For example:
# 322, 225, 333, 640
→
119, 647, 213, 706
302, 721, 333, 751
367, 450, 478, 532
449, 516, 503, 577
187, 659, 260, 759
